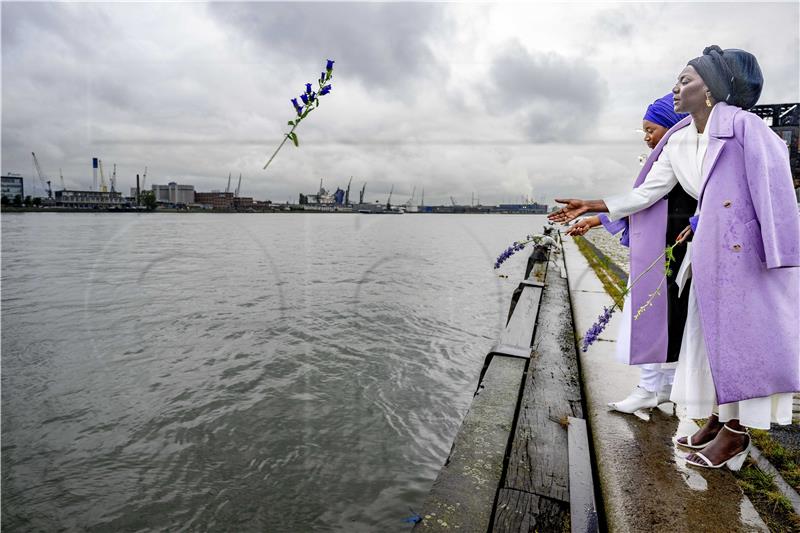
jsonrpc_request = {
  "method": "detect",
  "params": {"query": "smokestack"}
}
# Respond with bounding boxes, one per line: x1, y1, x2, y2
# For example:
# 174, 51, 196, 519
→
136, 174, 140, 205
92, 158, 98, 191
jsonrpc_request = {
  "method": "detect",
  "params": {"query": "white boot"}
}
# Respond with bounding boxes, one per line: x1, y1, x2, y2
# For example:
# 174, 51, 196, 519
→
657, 383, 673, 405
608, 386, 658, 414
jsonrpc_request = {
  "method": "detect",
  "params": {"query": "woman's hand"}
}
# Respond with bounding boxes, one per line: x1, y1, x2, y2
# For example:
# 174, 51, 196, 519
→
548, 198, 592, 223
566, 216, 601, 236
676, 224, 693, 244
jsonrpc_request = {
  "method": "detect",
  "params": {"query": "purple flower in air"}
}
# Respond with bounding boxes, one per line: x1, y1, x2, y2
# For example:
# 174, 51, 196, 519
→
320, 72, 326, 84
326, 59, 335, 70
305, 83, 313, 94
581, 306, 615, 352
320, 85, 332, 96
300, 93, 309, 105
291, 98, 303, 116
309, 92, 317, 103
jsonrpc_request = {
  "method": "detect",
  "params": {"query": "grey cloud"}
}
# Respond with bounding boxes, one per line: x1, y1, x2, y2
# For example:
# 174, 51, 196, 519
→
485, 41, 608, 142
592, 6, 637, 39
208, 2, 448, 90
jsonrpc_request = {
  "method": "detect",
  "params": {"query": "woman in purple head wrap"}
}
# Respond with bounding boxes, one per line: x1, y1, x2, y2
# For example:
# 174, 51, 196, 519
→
550, 46, 799, 471
567, 93, 694, 415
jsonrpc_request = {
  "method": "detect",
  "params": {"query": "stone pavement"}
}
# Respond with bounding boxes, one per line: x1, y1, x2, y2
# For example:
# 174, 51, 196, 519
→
562, 234, 770, 532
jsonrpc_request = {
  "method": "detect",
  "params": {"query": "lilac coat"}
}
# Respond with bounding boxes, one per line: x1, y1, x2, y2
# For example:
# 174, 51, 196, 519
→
627, 102, 800, 404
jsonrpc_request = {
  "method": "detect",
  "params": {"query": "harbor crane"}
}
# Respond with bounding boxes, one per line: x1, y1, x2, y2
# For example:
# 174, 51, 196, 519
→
225, 172, 231, 194
404, 186, 416, 207
235, 173, 242, 197
111, 164, 117, 193
386, 185, 394, 210
450, 196, 457, 207
31, 152, 52, 198
345, 176, 353, 205
359, 183, 366, 204
141, 166, 148, 190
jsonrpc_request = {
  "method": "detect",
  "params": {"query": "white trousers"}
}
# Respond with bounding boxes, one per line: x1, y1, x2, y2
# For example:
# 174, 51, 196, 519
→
616, 286, 677, 393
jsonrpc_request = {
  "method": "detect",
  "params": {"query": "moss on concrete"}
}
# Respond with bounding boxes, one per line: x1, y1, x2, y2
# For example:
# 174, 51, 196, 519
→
572, 236, 627, 307
734, 460, 800, 532
751, 429, 800, 492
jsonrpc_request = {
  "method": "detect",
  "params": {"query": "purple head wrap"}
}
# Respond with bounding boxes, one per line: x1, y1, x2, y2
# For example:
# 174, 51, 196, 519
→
643, 93, 687, 129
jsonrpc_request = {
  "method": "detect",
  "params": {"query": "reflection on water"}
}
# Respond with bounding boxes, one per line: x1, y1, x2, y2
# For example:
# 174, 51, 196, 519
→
2, 212, 548, 531
672, 407, 708, 492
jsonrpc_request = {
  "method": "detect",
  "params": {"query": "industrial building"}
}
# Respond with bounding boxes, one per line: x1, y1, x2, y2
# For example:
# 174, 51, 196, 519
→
1, 175, 24, 200
54, 190, 125, 208
195, 191, 234, 210
152, 182, 195, 205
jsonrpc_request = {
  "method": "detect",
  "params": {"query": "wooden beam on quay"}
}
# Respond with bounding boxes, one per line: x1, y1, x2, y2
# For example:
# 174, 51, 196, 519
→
492, 245, 590, 533
413, 248, 549, 532
414, 237, 599, 533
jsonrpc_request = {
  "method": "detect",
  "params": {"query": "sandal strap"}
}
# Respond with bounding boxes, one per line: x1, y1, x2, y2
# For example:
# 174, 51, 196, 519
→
723, 424, 748, 435
689, 452, 713, 467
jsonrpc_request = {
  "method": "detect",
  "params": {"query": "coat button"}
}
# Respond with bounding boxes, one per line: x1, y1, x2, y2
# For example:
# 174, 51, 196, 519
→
732, 244, 742, 252
723, 200, 732, 207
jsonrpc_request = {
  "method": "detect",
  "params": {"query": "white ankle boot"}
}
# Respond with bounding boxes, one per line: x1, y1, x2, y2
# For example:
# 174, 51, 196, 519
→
657, 383, 673, 405
608, 386, 658, 413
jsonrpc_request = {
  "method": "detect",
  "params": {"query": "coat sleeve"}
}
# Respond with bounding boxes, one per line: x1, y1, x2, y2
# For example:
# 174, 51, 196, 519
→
603, 146, 678, 221
742, 112, 800, 269
598, 214, 630, 246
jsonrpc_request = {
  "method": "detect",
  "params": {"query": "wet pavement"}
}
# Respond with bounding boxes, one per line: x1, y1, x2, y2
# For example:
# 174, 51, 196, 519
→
562, 235, 769, 532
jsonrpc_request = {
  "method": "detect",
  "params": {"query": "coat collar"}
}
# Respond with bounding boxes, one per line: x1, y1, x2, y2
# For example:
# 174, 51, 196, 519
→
698, 103, 741, 206
706, 101, 738, 139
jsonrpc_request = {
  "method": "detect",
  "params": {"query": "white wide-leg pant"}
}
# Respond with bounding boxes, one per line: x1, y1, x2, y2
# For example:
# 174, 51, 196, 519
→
616, 287, 677, 393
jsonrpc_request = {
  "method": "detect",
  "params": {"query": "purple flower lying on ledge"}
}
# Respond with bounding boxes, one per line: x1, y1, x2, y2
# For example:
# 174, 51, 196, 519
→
493, 234, 557, 270
494, 241, 527, 269
263, 59, 335, 170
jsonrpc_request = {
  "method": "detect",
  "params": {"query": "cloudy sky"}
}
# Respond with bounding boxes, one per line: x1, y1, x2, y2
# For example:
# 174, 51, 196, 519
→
2, 1, 798, 205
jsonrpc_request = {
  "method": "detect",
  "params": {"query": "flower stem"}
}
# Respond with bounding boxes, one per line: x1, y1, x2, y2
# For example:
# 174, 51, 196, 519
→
264, 124, 297, 170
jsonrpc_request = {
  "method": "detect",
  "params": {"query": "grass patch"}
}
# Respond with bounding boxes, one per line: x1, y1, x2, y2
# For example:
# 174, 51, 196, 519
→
734, 461, 800, 532
573, 235, 627, 307
751, 429, 800, 493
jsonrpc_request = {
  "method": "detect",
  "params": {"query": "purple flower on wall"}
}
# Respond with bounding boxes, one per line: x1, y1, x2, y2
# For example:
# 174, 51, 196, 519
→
582, 306, 615, 351
493, 234, 558, 270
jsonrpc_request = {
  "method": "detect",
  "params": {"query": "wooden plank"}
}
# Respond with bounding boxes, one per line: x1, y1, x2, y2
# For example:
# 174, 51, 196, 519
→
498, 286, 542, 350
501, 256, 583, 501
567, 417, 599, 533
492, 489, 569, 533
528, 257, 549, 284
413, 356, 527, 532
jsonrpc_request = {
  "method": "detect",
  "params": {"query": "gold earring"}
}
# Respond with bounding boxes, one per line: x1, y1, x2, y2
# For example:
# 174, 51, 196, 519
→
705, 94, 712, 107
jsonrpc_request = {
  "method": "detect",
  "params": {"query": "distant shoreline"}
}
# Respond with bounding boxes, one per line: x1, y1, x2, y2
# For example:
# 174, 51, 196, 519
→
0, 207, 551, 215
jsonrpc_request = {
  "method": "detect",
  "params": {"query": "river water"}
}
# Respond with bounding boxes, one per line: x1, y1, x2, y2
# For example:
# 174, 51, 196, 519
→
1, 212, 548, 532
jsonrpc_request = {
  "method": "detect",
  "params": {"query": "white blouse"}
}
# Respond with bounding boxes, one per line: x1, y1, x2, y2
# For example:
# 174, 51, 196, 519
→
604, 106, 715, 221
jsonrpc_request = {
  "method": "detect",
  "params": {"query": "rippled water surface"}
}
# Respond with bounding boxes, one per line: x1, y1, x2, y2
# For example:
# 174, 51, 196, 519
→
2, 212, 547, 532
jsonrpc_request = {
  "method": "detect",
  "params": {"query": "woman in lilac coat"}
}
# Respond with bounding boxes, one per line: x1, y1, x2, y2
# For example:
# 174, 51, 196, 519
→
568, 94, 694, 414
550, 46, 800, 470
